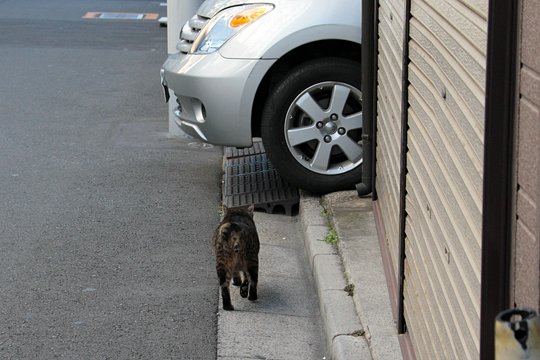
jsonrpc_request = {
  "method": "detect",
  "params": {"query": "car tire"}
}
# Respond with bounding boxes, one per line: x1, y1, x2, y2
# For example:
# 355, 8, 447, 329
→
261, 58, 363, 194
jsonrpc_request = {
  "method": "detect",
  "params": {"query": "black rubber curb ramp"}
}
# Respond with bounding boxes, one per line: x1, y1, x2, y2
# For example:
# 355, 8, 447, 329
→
223, 140, 299, 215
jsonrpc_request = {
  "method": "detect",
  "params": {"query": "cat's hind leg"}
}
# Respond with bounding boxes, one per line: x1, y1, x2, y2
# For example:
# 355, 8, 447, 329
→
247, 263, 258, 301
239, 271, 249, 298
217, 267, 234, 311
232, 271, 242, 287
221, 286, 233, 310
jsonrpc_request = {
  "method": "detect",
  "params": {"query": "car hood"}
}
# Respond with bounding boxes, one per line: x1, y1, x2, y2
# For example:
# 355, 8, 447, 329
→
198, 0, 281, 18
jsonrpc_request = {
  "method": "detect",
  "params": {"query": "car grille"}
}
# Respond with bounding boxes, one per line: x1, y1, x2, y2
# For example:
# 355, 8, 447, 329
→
177, 14, 209, 54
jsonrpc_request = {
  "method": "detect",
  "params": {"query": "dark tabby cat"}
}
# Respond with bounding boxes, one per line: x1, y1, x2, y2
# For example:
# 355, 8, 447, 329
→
213, 204, 260, 311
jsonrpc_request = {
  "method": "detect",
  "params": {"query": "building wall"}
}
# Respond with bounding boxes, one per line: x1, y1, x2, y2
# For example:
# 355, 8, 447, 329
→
375, 0, 540, 356
403, 0, 488, 357
375, 0, 405, 297
375, 0, 488, 358
514, 0, 540, 311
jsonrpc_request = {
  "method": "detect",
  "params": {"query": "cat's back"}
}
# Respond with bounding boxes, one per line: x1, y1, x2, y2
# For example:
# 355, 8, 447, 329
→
213, 206, 260, 253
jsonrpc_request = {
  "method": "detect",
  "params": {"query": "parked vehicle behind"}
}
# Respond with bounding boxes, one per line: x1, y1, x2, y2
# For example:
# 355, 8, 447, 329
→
161, 0, 363, 193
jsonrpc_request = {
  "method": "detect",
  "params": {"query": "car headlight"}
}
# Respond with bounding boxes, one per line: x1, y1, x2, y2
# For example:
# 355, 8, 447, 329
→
191, 4, 274, 54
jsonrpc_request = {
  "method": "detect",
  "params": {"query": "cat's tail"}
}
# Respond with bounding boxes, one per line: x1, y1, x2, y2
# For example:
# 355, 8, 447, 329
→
218, 222, 242, 241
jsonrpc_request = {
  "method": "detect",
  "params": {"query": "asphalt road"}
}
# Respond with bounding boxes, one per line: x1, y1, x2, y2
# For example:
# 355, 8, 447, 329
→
0, 0, 222, 358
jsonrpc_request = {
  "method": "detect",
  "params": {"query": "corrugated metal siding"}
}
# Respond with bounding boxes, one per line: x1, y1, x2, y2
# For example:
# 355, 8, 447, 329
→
375, 0, 405, 287
403, 0, 487, 357
514, 0, 540, 310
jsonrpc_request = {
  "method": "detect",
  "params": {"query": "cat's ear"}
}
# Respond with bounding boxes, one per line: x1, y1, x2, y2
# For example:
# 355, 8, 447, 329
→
247, 204, 255, 216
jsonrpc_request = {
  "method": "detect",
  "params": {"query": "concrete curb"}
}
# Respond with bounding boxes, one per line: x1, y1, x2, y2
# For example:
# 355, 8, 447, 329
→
300, 190, 402, 360
299, 192, 373, 360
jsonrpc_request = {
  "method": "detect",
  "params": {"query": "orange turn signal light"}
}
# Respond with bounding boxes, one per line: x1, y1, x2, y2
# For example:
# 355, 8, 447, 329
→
229, 7, 271, 28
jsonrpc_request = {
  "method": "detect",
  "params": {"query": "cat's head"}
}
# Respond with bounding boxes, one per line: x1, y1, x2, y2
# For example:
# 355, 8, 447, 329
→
222, 204, 255, 218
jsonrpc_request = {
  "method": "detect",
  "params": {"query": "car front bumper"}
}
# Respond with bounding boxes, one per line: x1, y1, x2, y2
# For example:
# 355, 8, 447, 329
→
161, 51, 273, 147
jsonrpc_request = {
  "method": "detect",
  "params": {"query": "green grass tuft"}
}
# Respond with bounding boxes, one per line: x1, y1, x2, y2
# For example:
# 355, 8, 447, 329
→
324, 229, 338, 245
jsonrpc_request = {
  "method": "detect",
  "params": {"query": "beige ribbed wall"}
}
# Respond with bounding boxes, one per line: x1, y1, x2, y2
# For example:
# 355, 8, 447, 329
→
403, 0, 487, 358
404, 0, 487, 360
375, 0, 489, 356
514, 0, 540, 311
375, 0, 405, 292
376, 0, 540, 356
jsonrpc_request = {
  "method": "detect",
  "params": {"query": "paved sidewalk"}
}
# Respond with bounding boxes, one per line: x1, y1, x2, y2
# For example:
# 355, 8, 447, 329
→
216, 211, 327, 360
216, 189, 402, 360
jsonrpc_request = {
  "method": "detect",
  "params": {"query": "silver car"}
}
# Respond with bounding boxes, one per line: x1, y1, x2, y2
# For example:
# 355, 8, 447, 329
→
161, 0, 363, 193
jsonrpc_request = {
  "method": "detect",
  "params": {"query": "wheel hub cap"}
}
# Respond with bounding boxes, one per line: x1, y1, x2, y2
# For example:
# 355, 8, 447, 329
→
323, 121, 337, 135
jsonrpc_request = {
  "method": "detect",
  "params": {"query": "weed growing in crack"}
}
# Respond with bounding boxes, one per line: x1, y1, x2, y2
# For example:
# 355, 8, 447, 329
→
324, 228, 338, 245
320, 202, 339, 246
351, 329, 365, 337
